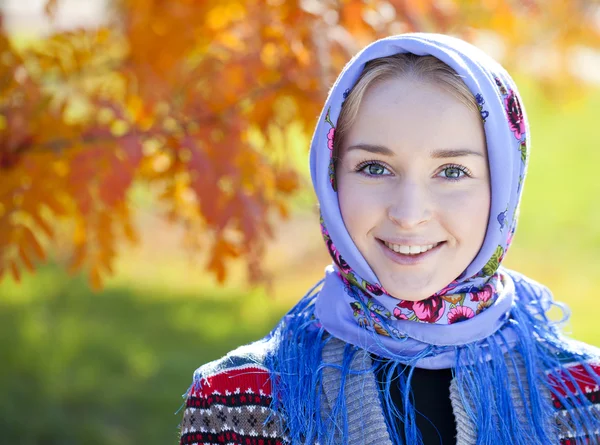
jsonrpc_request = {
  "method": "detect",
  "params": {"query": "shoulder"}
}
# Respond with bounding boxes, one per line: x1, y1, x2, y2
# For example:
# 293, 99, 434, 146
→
191, 338, 274, 394
545, 339, 600, 445
546, 338, 600, 402
179, 338, 287, 445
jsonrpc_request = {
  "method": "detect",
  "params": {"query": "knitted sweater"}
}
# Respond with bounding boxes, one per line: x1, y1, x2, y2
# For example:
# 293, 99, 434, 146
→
179, 336, 600, 445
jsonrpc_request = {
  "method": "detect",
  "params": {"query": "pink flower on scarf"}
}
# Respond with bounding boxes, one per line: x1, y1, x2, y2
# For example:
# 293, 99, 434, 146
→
505, 90, 525, 140
369, 312, 381, 323
326, 239, 352, 274
398, 295, 445, 323
365, 282, 384, 296
327, 128, 335, 150
470, 284, 494, 302
393, 307, 408, 320
447, 306, 475, 324
320, 219, 329, 238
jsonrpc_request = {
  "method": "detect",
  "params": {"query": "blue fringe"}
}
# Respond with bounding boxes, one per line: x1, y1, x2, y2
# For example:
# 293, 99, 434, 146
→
265, 271, 600, 444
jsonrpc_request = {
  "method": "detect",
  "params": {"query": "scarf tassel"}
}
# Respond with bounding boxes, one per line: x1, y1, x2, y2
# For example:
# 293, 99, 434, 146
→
267, 275, 600, 445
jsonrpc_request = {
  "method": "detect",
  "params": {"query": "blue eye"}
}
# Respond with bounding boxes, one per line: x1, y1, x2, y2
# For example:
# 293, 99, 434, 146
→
444, 167, 463, 178
438, 164, 470, 181
356, 162, 391, 177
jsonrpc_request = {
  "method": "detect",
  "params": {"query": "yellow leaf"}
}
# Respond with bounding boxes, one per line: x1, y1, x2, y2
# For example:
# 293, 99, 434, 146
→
73, 220, 87, 245
30, 212, 54, 239
260, 43, 279, 68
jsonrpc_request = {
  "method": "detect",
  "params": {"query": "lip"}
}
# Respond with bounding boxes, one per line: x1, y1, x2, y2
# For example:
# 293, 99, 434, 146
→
378, 237, 442, 246
376, 238, 445, 265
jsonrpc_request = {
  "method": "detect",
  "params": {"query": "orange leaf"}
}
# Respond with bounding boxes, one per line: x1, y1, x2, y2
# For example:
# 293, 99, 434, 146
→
69, 244, 87, 274
276, 200, 289, 218
99, 254, 114, 275
275, 169, 299, 194
9, 260, 20, 282
18, 244, 35, 272
22, 226, 46, 261
122, 219, 138, 244
98, 161, 133, 207
89, 265, 103, 291
207, 252, 226, 284
43, 192, 68, 217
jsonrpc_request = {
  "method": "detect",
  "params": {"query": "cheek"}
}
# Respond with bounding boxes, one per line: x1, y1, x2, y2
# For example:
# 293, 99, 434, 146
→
437, 187, 490, 243
337, 176, 382, 244
338, 181, 362, 243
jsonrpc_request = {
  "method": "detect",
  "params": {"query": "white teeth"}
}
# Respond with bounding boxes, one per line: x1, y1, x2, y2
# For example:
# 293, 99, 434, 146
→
384, 241, 438, 255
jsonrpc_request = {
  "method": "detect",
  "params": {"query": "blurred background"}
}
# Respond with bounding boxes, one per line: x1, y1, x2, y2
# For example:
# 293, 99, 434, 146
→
1, 0, 599, 444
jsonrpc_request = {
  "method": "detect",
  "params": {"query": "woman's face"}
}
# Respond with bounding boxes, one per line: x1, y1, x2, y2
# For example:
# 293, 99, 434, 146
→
337, 76, 490, 301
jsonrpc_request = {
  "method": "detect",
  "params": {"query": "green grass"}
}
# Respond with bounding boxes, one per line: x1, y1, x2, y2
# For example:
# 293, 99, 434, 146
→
0, 265, 289, 445
1, 78, 599, 444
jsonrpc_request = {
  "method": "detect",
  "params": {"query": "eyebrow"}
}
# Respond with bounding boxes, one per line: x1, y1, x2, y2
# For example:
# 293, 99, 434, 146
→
430, 149, 485, 158
346, 144, 484, 158
346, 144, 395, 156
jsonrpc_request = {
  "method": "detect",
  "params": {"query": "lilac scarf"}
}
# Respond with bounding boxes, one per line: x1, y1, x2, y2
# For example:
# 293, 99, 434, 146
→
310, 33, 527, 368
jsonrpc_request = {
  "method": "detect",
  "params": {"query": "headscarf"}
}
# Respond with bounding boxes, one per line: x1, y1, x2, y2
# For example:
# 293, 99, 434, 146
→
312, 33, 522, 366
266, 33, 600, 445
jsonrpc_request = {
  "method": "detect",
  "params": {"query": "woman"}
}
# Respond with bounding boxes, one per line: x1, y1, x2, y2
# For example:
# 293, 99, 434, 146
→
179, 33, 600, 445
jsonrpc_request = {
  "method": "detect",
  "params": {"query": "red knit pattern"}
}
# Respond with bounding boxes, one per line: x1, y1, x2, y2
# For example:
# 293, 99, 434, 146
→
188, 365, 272, 400
547, 362, 600, 445
548, 363, 600, 399
180, 365, 283, 445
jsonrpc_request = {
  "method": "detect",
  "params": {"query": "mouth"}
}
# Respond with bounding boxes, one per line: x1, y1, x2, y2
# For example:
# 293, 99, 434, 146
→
377, 238, 446, 265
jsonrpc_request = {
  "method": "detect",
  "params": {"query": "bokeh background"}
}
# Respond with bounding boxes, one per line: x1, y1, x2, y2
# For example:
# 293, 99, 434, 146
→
1, 1, 600, 444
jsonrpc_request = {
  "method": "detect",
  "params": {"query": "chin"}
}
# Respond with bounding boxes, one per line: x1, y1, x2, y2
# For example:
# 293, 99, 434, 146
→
380, 281, 434, 301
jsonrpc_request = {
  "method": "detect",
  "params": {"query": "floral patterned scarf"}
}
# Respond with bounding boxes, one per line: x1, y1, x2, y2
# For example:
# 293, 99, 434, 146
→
310, 33, 528, 365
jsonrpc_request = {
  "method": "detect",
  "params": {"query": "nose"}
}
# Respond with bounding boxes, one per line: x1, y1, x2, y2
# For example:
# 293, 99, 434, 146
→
387, 180, 432, 229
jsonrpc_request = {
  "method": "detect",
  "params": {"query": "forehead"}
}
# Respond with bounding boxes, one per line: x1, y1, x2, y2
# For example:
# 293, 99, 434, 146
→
344, 77, 486, 156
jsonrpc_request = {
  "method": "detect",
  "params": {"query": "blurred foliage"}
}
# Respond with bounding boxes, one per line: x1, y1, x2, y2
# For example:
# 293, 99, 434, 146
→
0, 77, 599, 444
1, 0, 600, 289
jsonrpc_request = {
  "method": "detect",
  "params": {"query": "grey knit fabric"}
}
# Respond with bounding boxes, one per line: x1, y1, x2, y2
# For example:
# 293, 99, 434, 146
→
449, 378, 477, 445
320, 337, 559, 445
449, 353, 560, 445
554, 404, 600, 440
321, 337, 393, 445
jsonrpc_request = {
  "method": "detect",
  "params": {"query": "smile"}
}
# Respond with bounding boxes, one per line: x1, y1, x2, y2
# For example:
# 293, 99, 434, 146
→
382, 241, 441, 255
377, 238, 445, 266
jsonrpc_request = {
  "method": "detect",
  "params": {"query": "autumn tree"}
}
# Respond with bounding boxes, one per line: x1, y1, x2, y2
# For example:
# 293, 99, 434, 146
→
1, 0, 598, 290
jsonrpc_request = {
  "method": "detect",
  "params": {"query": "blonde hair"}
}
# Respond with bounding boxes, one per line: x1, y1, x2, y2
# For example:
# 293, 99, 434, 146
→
332, 53, 479, 164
